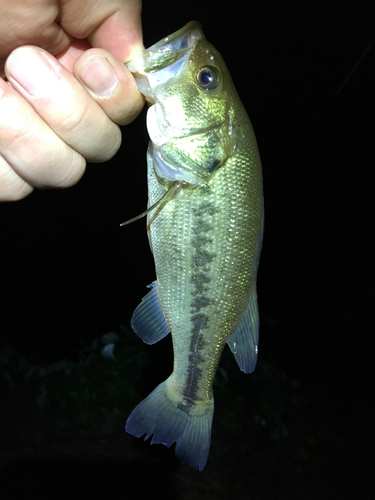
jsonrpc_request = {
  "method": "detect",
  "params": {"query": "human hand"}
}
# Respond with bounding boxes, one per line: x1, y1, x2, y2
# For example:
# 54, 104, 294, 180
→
0, 0, 144, 201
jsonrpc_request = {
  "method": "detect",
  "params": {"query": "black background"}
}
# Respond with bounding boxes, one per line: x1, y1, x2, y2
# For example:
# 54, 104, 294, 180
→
1, 0, 374, 498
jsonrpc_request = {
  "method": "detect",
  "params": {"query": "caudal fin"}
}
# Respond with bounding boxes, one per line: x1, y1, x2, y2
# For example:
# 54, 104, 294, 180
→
125, 377, 214, 471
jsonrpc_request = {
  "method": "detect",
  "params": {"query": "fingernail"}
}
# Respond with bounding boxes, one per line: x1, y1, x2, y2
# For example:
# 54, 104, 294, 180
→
6, 48, 58, 97
78, 56, 118, 98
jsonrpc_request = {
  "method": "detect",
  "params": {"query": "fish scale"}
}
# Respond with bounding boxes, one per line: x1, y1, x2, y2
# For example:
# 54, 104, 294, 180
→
124, 21, 263, 470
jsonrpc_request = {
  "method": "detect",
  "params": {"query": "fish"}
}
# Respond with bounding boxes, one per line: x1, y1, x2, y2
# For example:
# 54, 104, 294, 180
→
123, 21, 264, 471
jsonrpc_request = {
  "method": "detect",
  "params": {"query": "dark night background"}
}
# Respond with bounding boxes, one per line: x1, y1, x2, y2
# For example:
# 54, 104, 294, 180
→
1, 1, 374, 498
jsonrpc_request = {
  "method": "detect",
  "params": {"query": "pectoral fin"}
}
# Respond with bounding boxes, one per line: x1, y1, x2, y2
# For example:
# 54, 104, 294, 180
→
120, 181, 182, 226
131, 281, 170, 344
226, 289, 259, 373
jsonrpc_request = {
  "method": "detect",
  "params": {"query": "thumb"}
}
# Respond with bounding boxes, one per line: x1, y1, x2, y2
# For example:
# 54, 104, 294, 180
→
61, 0, 143, 62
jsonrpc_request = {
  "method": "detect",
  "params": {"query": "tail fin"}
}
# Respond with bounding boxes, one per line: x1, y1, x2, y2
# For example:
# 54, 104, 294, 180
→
125, 377, 214, 471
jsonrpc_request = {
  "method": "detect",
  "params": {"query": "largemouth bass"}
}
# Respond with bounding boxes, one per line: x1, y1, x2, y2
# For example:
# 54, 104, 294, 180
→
124, 21, 264, 471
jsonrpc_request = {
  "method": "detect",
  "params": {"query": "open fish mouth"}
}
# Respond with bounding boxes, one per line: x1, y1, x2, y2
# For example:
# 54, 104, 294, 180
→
128, 21, 204, 73
126, 22, 205, 102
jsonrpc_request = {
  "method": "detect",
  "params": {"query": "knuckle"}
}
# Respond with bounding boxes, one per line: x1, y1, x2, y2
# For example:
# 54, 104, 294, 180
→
92, 125, 122, 162
0, 157, 33, 201
46, 147, 87, 188
1, 184, 33, 201
54, 100, 91, 136
52, 101, 120, 162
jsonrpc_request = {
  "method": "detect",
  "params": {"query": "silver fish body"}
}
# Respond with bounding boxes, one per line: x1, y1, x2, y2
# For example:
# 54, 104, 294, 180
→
125, 21, 264, 471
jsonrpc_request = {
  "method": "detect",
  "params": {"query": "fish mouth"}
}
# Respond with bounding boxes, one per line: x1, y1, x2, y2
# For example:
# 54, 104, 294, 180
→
126, 22, 205, 102
148, 21, 203, 50
130, 21, 204, 73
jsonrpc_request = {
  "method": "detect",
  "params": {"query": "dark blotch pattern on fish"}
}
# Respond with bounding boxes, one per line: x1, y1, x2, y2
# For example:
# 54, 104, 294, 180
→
179, 189, 217, 412
177, 314, 206, 412
191, 296, 211, 312
208, 158, 221, 173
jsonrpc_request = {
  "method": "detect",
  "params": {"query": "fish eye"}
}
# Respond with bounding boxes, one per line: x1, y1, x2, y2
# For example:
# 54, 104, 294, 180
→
196, 66, 220, 90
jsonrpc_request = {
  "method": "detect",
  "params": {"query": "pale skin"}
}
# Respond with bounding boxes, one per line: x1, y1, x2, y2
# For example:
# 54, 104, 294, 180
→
0, 0, 144, 201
